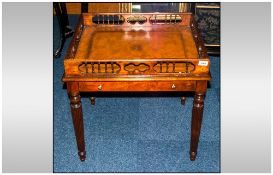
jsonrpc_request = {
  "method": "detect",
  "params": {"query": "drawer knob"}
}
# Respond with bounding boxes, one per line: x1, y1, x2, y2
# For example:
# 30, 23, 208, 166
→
98, 84, 103, 91
171, 84, 176, 89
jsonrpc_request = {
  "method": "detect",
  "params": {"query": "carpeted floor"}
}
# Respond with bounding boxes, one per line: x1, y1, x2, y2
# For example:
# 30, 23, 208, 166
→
53, 15, 220, 173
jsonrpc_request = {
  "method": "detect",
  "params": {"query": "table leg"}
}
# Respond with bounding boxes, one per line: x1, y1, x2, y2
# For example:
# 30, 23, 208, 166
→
68, 83, 86, 161
181, 96, 186, 105
189, 81, 207, 160
90, 97, 95, 105
190, 92, 205, 160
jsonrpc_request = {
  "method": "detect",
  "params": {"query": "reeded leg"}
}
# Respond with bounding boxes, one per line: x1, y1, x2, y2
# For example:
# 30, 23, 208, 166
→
90, 97, 95, 105
181, 97, 186, 105
190, 93, 205, 161
69, 92, 86, 161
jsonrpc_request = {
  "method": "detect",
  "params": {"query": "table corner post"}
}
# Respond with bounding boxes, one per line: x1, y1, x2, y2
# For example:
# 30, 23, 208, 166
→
190, 80, 207, 161
67, 82, 86, 161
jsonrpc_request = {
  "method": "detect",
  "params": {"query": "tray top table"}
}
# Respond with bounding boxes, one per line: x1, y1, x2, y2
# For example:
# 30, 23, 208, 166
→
62, 13, 211, 161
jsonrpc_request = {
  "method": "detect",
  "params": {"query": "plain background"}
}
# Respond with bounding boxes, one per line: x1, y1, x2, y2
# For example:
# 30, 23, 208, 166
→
2, 2, 53, 173
2, 2, 271, 173
221, 2, 271, 173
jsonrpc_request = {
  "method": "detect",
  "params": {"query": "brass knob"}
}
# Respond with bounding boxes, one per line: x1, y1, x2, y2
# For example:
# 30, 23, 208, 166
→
171, 84, 176, 89
98, 84, 103, 91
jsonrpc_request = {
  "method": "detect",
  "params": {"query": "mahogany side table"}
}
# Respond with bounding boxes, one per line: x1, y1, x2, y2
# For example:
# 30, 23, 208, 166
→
62, 13, 211, 161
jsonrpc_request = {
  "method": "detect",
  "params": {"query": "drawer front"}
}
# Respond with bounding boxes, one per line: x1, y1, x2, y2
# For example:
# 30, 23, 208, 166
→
79, 81, 196, 92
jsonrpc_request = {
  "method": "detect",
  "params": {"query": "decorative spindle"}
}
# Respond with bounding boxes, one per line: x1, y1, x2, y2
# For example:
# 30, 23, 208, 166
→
91, 62, 94, 73
111, 62, 114, 73
153, 61, 195, 74
105, 62, 107, 73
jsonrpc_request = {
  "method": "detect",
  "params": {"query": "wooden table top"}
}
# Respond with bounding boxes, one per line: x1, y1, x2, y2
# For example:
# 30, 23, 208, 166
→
63, 13, 210, 81
75, 25, 198, 60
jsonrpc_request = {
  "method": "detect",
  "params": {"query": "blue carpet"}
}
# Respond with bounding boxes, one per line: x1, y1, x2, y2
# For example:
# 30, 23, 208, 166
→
53, 15, 220, 172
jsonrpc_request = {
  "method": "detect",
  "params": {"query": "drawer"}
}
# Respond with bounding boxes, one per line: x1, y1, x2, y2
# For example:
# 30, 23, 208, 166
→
79, 81, 196, 92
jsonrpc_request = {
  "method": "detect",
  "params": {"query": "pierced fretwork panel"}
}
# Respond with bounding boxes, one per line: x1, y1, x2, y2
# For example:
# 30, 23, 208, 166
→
150, 14, 182, 24
78, 62, 121, 74
92, 15, 125, 24
153, 62, 195, 73
124, 63, 150, 73
127, 16, 147, 24
90, 13, 184, 26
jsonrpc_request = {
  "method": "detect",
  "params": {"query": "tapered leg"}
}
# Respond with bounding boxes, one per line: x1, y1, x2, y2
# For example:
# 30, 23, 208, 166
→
190, 93, 205, 161
69, 91, 86, 161
90, 97, 95, 105
181, 97, 186, 105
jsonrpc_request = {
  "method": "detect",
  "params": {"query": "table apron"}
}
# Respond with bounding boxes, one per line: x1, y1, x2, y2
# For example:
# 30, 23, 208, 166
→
78, 81, 196, 92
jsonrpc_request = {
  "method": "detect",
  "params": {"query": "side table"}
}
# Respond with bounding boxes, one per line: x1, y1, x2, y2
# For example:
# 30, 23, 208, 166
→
62, 13, 211, 161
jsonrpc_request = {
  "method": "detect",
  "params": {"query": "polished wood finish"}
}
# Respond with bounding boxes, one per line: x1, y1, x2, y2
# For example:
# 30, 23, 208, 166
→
62, 13, 210, 161
65, 3, 132, 14
89, 3, 128, 13
190, 80, 207, 160
67, 82, 86, 161
190, 92, 204, 160
79, 81, 196, 92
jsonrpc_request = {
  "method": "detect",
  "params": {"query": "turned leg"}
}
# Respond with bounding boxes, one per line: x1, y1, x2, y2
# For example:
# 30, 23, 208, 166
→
69, 91, 86, 161
190, 93, 205, 161
181, 97, 186, 105
90, 97, 95, 105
